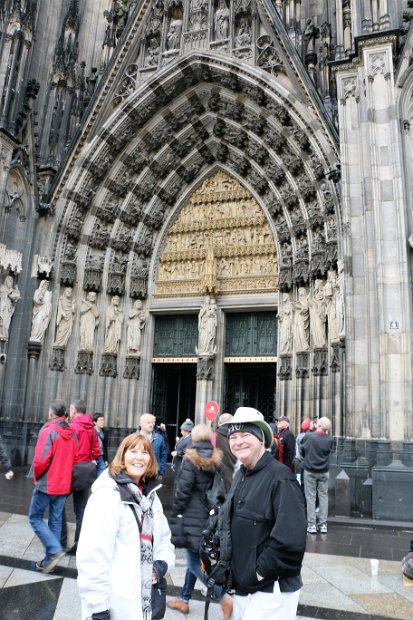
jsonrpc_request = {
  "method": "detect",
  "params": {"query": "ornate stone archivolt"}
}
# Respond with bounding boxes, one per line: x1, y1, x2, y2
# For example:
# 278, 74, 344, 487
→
155, 170, 278, 298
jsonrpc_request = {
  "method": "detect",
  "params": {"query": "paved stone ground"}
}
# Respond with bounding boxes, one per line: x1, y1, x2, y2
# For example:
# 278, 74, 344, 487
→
1, 468, 413, 619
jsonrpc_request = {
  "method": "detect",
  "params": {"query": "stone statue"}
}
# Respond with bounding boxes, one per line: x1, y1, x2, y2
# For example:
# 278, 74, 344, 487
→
104, 295, 123, 354
215, 0, 230, 40
54, 287, 75, 347
303, 18, 320, 54
0, 275, 20, 340
235, 18, 251, 48
278, 292, 293, 355
324, 271, 339, 342
166, 19, 182, 50
80, 291, 100, 351
127, 299, 146, 354
197, 296, 218, 356
309, 279, 326, 348
293, 287, 310, 352
30, 280, 52, 343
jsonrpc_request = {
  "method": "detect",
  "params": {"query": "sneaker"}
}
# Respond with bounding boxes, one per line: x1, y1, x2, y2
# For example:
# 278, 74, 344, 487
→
307, 524, 317, 534
36, 551, 65, 574
167, 598, 190, 614
319, 523, 328, 533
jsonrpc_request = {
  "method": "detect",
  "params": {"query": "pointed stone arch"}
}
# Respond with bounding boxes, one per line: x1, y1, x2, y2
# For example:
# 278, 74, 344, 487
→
154, 169, 278, 298
51, 52, 341, 300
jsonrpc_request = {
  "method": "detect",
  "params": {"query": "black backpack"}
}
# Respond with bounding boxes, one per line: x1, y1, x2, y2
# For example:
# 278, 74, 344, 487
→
204, 467, 226, 511
200, 474, 240, 620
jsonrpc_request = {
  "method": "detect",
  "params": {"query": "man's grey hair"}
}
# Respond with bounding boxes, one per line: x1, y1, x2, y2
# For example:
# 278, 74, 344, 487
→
71, 399, 87, 414
317, 417, 331, 432
49, 399, 67, 418
218, 413, 233, 426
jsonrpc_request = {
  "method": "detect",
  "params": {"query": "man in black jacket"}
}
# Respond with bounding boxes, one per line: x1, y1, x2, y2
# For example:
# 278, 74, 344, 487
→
277, 415, 296, 469
221, 407, 307, 620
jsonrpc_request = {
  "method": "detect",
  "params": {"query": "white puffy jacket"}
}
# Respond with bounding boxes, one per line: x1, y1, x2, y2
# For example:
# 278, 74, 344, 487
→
77, 469, 175, 620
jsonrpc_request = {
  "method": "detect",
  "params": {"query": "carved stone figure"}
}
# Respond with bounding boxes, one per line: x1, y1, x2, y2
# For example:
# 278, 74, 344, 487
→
309, 278, 327, 348
197, 296, 218, 356
104, 295, 123, 354
30, 280, 52, 343
278, 292, 293, 355
127, 299, 146, 354
235, 18, 252, 48
166, 19, 182, 50
293, 287, 310, 352
54, 287, 75, 347
80, 291, 100, 351
303, 18, 320, 54
0, 275, 20, 340
215, 0, 230, 40
324, 270, 339, 341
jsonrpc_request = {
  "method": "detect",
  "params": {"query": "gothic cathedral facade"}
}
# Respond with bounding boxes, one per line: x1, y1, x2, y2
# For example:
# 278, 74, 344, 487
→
1, 1, 413, 517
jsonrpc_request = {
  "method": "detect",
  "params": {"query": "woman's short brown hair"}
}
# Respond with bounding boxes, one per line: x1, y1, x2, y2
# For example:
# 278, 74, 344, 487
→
109, 433, 158, 480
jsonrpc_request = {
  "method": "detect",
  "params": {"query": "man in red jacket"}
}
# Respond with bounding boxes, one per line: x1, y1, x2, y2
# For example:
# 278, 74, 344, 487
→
62, 398, 101, 555
28, 399, 78, 573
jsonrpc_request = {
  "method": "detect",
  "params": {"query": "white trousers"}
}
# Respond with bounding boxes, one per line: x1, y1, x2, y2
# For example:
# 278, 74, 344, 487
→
231, 582, 300, 620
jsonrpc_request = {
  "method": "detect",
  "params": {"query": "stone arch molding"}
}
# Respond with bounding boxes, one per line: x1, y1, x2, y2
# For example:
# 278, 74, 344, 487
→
51, 52, 341, 310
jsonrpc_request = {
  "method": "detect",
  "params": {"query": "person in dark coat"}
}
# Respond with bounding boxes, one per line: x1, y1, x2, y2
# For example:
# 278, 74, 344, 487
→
171, 418, 193, 481
277, 415, 296, 469
168, 423, 231, 617
215, 413, 237, 492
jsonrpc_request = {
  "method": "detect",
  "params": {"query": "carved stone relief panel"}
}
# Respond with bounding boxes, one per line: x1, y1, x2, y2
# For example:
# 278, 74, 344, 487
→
155, 170, 278, 298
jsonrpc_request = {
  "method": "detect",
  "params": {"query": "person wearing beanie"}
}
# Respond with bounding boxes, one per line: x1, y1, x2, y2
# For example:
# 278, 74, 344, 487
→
215, 413, 237, 491
277, 416, 296, 469
171, 418, 194, 481
217, 407, 306, 620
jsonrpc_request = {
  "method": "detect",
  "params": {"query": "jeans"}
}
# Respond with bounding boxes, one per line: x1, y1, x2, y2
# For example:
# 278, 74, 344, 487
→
96, 456, 106, 477
181, 549, 222, 602
304, 470, 329, 526
28, 488, 66, 560
61, 488, 90, 547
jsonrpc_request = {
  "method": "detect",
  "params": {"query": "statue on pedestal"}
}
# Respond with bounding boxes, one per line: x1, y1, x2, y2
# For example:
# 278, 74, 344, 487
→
0, 275, 20, 340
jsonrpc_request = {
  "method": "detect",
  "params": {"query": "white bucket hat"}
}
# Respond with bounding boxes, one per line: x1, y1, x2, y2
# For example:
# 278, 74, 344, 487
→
223, 406, 274, 449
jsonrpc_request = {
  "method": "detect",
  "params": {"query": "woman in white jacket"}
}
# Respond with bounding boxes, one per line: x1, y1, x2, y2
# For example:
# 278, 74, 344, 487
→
77, 433, 175, 620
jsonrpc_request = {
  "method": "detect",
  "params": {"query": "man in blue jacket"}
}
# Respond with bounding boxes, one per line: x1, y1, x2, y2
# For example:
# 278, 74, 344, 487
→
137, 413, 168, 479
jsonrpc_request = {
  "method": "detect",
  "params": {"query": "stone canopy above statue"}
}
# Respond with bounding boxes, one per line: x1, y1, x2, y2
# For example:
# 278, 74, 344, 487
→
155, 170, 278, 298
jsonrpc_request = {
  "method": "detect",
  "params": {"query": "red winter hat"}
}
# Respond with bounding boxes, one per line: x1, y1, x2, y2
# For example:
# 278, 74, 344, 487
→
301, 418, 312, 432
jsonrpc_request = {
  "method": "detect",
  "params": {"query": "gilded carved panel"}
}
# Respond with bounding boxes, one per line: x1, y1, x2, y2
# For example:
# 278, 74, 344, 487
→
155, 171, 278, 298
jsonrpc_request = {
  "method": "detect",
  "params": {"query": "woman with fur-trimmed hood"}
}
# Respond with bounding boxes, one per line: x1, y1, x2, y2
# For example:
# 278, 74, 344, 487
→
168, 423, 228, 616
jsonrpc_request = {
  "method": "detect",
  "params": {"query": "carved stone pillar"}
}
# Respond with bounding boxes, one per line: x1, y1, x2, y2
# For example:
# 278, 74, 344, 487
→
100, 353, 118, 378
123, 355, 141, 380
278, 354, 292, 381
75, 350, 94, 375
195, 355, 214, 424
22, 341, 42, 463
49, 346, 65, 371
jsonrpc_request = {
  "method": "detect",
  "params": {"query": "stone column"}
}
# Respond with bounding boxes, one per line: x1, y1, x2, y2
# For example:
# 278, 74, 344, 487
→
22, 341, 42, 464
195, 356, 214, 423
335, 34, 411, 441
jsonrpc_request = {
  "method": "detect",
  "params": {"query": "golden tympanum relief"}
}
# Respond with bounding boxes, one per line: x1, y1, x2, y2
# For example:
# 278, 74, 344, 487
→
155, 171, 278, 298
